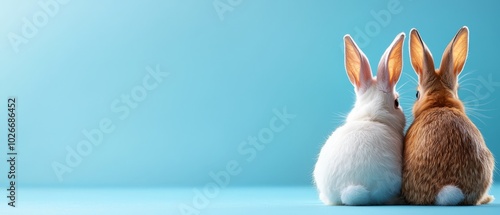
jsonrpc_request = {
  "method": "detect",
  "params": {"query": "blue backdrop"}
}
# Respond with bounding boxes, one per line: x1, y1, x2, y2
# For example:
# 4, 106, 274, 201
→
0, 0, 499, 188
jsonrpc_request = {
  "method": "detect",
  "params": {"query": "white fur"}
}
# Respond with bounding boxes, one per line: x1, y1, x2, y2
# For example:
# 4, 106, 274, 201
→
341, 185, 370, 205
313, 34, 406, 205
435, 185, 464, 205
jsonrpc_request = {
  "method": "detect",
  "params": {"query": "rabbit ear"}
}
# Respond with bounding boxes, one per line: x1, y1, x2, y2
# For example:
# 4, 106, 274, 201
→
409, 28, 436, 83
377, 33, 405, 92
344, 35, 373, 93
440, 26, 469, 86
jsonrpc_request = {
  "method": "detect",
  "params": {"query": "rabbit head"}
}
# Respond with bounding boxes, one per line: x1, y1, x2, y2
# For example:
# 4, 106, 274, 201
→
409, 27, 469, 118
344, 33, 406, 132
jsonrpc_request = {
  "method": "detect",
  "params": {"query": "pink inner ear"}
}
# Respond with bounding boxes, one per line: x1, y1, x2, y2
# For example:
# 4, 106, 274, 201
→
376, 33, 405, 93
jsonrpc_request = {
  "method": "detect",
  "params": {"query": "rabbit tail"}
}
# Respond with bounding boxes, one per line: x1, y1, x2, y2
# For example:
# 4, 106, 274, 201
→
341, 185, 370, 205
435, 185, 464, 205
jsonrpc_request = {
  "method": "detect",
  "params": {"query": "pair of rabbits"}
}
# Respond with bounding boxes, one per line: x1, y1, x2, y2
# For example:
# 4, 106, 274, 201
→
313, 26, 495, 206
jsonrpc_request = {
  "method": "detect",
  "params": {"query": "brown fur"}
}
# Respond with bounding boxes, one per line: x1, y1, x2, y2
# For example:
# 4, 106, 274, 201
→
402, 27, 495, 205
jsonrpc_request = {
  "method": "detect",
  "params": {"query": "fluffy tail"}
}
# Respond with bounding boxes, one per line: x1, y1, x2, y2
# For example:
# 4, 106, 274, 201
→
341, 185, 370, 205
435, 185, 464, 205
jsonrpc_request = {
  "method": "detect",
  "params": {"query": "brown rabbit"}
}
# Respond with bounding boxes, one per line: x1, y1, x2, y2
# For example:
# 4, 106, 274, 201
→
402, 26, 495, 205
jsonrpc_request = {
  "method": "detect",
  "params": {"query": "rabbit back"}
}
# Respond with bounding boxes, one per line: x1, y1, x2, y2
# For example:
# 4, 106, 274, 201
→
403, 107, 494, 205
314, 120, 404, 205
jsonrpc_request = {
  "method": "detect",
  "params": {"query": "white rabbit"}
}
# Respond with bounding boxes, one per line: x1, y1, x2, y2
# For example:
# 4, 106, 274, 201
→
313, 33, 406, 205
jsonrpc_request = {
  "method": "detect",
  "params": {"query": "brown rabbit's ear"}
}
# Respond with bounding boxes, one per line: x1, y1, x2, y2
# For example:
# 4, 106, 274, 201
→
377, 33, 405, 93
409, 29, 436, 83
440, 26, 469, 87
344, 35, 373, 93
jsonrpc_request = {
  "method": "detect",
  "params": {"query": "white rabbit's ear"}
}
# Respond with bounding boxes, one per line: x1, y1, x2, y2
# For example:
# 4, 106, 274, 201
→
440, 26, 469, 86
377, 33, 405, 92
409, 28, 435, 82
344, 35, 373, 93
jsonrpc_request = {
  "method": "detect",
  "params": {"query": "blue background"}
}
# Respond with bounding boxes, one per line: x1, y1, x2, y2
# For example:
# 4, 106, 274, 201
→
0, 0, 499, 190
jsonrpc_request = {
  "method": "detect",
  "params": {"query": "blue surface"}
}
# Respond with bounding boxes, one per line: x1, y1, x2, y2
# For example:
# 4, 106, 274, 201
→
0, 1, 500, 213
0, 185, 499, 215
0, 0, 500, 188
